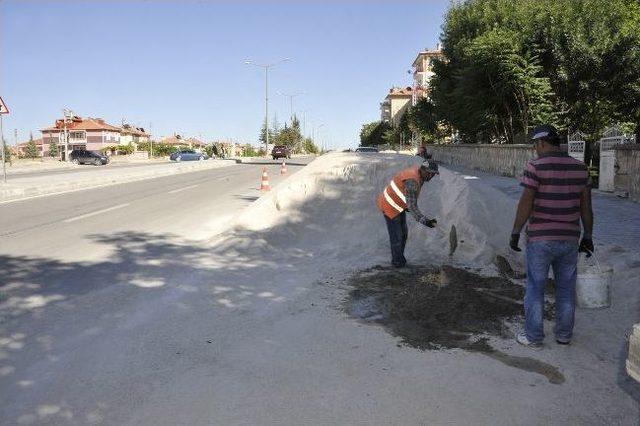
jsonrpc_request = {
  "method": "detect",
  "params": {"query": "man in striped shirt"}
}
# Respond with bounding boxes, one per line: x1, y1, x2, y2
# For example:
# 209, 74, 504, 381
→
510, 124, 594, 348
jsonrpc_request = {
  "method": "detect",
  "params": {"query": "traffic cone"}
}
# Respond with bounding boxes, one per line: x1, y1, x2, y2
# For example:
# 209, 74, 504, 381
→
280, 160, 287, 175
260, 167, 271, 191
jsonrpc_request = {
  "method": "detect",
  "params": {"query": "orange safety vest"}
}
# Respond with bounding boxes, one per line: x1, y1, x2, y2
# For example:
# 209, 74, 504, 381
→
377, 167, 423, 219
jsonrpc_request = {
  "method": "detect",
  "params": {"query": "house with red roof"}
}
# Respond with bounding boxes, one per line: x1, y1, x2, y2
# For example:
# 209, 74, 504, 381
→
41, 116, 123, 157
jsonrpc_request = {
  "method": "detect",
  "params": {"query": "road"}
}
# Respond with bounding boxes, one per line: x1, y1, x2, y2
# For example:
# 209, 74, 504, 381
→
0, 158, 312, 424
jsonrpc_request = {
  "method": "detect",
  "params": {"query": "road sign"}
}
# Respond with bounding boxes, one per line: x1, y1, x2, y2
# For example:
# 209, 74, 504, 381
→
0, 96, 9, 114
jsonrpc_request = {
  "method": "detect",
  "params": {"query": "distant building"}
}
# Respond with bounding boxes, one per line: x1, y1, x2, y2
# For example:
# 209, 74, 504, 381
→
15, 137, 46, 157
412, 45, 444, 104
380, 86, 413, 126
41, 116, 122, 157
119, 124, 150, 147
158, 134, 206, 150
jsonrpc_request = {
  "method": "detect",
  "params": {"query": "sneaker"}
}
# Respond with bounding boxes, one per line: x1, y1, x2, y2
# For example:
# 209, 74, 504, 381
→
555, 338, 571, 345
516, 333, 543, 349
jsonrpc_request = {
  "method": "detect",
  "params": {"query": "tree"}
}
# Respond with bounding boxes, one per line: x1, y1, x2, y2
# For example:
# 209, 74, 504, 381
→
360, 121, 392, 146
49, 138, 59, 157
25, 133, 39, 159
259, 118, 276, 146
2, 139, 10, 162
431, 0, 640, 143
302, 137, 319, 154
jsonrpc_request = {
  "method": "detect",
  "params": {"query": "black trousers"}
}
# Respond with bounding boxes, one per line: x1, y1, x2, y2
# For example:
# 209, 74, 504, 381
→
384, 212, 408, 267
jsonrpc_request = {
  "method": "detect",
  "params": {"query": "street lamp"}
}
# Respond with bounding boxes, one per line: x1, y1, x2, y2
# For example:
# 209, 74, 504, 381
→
300, 109, 311, 137
312, 123, 324, 152
277, 91, 305, 123
244, 58, 290, 156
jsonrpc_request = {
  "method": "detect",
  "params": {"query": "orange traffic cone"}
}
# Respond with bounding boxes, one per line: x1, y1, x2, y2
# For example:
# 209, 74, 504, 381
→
260, 167, 271, 191
280, 160, 287, 175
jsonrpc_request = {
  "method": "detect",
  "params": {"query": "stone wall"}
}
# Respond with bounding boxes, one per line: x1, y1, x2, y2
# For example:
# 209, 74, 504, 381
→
428, 144, 536, 177
614, 145, 640, 202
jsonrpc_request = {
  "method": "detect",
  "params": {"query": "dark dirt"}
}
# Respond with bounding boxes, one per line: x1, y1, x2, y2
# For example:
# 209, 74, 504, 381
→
346, 264, 564, 384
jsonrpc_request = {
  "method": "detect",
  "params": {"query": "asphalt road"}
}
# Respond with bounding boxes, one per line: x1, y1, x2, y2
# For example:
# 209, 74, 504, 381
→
0, 157, 312, 424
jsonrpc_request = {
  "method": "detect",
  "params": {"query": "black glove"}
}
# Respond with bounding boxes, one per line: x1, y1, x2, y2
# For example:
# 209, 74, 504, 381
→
509, 233, 521, 252
579, 237, 594, 257
421, 217, 437, 228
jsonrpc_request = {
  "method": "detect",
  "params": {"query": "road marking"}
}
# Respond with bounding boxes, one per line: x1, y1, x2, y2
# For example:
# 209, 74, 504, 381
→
168, 184, 200, 194
63, 203, 130, 223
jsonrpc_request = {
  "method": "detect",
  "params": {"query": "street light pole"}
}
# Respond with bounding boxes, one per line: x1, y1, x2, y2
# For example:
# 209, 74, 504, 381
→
245, 58, 290, 156
277, 91, 304, 123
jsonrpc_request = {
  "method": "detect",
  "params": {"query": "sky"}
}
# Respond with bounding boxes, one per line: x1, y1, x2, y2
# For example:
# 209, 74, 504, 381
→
0, 0, 449, 149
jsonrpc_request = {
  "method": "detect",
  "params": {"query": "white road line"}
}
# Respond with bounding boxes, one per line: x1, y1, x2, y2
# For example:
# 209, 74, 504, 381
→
168, 184, 200, 194
63, 203, 130, 223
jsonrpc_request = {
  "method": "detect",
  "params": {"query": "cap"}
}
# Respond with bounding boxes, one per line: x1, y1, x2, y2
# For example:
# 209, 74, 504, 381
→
421, 159, 439, 174
530, 124, 560, 145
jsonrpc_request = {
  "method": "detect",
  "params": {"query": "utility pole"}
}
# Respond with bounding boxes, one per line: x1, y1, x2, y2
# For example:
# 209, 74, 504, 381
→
149, 121, 153, 159
301, 109, 310, 137
13, 128, 17, 165
62, 108, 74, 162
245, 58, 291, 156
277, 91, 304, 123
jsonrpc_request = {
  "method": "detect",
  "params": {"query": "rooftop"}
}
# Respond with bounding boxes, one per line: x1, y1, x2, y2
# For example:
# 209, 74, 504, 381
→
41, 117, 121, 132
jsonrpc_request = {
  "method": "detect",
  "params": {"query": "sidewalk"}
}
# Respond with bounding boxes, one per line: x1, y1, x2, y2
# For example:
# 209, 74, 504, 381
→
446, 164, 640, 253
0, 159, 235, 203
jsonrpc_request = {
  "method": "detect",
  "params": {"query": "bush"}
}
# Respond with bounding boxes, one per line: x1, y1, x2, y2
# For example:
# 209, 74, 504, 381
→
137, 142, 179, 157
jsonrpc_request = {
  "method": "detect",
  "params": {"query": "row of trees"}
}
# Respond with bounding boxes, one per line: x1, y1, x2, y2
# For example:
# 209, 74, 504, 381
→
362, 0, 640, 146
259, 115, 320, 154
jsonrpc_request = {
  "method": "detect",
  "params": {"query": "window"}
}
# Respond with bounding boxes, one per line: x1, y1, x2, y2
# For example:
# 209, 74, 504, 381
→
69, 131, 85, 140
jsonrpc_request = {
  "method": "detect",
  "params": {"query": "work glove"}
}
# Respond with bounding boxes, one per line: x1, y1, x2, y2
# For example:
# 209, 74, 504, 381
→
579, 237, 594, 258
509, 233, 521, 252
420, 217, 437, 228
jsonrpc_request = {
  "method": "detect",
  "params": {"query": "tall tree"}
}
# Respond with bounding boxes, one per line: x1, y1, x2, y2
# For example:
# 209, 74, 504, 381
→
360, 121, 392, 146
25, 133, 39, 159
431, 0, 640, 143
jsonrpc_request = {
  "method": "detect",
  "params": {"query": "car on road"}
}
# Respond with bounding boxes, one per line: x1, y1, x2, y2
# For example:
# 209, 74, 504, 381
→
355, 146, 379, 153
271, 145, 291, 160
170, 150, 207, 162
69, 150, 109, 165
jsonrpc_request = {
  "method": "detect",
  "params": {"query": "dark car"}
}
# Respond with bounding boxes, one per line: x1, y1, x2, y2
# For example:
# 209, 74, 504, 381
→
169, 150, 207, 162
69, 150, 109, 165
355, 146, 379, 153
271, 145, 291, 160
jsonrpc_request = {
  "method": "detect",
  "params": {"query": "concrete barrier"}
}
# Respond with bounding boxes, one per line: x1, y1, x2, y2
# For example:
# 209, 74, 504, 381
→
428, 144, 536, 177
0, 160, 235, 203
614, 145, 640, 202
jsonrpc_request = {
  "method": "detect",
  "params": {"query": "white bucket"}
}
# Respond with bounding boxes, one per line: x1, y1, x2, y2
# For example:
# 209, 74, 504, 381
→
576, 253, 612, 309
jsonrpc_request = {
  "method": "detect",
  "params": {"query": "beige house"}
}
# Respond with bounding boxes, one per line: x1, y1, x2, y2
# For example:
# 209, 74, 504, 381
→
412, 46, 444, 104
119, 124, 150, 148
380, 87, 413, 126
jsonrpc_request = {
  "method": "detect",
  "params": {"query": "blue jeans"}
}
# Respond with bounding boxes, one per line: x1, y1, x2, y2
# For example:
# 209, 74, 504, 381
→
384, 212, 408, 267
525, 240, 578, 343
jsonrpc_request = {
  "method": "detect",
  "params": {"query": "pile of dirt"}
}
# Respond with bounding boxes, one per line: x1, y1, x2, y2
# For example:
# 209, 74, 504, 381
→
347, 265, 552, 351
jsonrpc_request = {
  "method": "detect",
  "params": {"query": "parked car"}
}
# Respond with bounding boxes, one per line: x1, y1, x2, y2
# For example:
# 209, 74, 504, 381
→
271, 145, 291, 160
69, 150, 109, 165
170, 150, 207, 162
355, 146, 379, 153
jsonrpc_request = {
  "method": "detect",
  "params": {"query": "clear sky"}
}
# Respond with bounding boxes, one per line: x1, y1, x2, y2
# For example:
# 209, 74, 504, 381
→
1, 0, 449, 149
